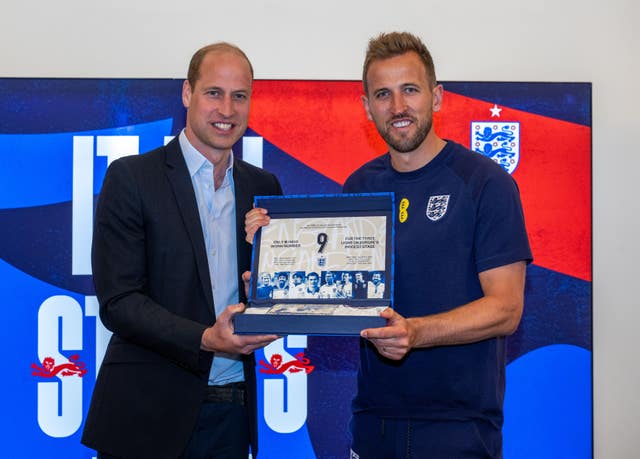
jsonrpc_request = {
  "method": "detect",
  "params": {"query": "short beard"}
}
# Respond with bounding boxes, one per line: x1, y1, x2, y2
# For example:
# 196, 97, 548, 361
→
379, 116, 432, 153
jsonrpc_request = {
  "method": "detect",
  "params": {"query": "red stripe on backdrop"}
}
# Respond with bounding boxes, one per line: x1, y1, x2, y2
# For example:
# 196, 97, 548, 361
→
249, 81, 591, 281
250, 80, 386, 183
436, 91, 591, 282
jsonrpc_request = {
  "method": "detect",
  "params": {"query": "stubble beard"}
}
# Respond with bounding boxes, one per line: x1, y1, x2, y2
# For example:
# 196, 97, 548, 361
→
379, 115, 432, 154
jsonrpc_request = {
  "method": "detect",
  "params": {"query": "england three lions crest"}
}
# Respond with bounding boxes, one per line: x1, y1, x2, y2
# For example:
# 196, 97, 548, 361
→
426, 195, 450, 221
471, 121, 520, 174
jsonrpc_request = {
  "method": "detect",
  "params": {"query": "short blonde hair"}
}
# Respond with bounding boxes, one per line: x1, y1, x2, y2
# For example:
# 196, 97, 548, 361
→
363, 32, 436, 94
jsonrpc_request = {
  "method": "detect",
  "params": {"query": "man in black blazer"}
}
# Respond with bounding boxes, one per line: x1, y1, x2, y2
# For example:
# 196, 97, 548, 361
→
81, 42, 281, 459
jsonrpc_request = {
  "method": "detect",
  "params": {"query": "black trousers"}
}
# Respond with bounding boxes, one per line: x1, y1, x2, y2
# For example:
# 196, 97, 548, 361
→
98, 400, 250, 459
180, 400, 250, 459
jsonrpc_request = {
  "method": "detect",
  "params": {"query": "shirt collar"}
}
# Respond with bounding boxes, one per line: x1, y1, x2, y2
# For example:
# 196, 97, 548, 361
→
179, 130, 234, 179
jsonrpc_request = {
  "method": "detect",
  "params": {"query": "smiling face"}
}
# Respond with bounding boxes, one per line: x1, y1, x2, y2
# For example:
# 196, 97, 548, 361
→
182, 49, 252, 166
363, 51, 442, 157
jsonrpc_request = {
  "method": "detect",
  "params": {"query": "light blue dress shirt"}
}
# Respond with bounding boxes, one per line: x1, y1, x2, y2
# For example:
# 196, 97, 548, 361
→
179, 131, 244, 386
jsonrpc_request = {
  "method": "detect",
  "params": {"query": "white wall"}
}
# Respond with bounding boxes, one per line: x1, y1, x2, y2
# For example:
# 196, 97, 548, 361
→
2, 0, 639, 456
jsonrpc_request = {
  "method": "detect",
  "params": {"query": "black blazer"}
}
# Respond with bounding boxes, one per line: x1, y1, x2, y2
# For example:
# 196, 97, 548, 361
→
81, 137, 282, 459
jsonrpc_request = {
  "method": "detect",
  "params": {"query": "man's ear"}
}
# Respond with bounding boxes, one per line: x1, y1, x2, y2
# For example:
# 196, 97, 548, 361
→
182, 80, 192, 109
361, 94, 373, 121
432, 84, 444, 113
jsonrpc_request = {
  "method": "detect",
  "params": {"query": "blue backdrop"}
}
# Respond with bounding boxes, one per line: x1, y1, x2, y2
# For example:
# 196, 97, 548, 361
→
0, 79, 591, 458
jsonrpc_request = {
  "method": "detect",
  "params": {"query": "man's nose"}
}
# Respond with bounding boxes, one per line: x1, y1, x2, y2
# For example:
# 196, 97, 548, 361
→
219, 95, 233, 117
390, 92, 407, 114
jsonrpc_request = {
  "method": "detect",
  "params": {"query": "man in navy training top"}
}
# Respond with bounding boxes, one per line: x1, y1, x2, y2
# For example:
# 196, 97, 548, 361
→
343, 33, 532, 459
342, 31, 532, 458
246, 30, 532, 459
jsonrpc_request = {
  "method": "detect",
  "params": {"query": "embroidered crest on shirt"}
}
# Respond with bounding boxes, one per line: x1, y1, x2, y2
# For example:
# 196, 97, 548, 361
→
426, 195, 450, 221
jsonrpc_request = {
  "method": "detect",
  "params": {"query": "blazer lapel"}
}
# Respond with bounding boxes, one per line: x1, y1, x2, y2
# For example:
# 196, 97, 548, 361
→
233, 159, 254, 303
164, 138, 215, 313
233, 160, 252, 241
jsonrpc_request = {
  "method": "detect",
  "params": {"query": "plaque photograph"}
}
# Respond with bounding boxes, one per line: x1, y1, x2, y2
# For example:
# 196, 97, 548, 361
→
234, 193, 394, 335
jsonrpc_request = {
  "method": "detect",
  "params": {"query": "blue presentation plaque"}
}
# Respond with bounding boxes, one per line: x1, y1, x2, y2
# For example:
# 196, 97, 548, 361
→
234, 193, 394, 335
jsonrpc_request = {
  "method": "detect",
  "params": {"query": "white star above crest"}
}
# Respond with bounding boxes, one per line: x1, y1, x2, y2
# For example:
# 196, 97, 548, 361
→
490, 104, 502, 117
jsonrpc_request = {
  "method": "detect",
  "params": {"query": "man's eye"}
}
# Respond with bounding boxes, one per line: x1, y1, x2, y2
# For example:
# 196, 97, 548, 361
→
375, 90, 389, 99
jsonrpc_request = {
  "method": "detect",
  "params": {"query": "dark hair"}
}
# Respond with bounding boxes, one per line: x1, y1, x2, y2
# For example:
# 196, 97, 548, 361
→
362, 32, 436, 94
187, 42, 254, 89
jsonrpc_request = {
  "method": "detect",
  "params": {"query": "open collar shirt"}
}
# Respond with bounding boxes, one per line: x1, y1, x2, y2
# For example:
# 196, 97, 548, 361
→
179, 131, 243, 385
